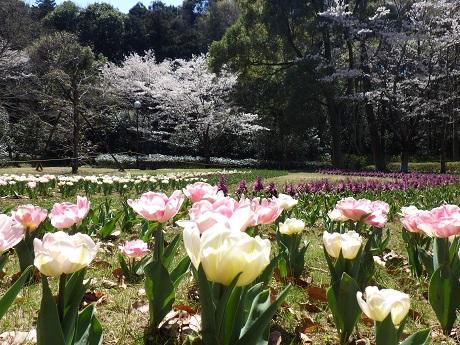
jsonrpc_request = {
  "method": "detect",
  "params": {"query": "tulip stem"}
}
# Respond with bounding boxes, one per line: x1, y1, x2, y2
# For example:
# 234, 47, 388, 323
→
58, 274, 67, 322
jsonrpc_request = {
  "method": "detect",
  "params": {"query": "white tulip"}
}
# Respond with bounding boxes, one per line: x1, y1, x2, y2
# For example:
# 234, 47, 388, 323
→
183, 224, 270, 287
323, 231, 362, 260
356, 286, 410, 325
279, 218, 305, 235
276, 194, 298, 210
33, 232, 98, 277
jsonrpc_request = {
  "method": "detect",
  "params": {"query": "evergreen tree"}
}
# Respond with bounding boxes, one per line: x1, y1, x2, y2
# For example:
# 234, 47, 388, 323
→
35, 0, 56, 19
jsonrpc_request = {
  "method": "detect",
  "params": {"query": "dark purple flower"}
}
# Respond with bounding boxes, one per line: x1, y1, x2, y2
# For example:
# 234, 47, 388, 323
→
217, 175, 228, 196
253, 176, 264, 193
266, 182, 278, 197
236, 180, 248, 195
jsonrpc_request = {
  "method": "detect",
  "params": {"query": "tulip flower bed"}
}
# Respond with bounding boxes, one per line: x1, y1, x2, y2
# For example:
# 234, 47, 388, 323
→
1, 172, 460, 344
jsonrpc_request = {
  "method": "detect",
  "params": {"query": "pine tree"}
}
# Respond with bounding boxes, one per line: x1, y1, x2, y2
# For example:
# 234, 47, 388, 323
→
34, 0, 56, 19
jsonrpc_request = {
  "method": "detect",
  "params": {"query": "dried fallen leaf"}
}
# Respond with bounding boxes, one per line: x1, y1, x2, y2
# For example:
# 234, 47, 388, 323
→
101, 279, 117, 289
92, 259, 112, 269
81, 290, 107, 309
297, 315, 320, 334
306, 287, 327, 302
299, 332, 312, 344
0, 329, 36, 345
299, 302, 321, 313
360, 314, 373, 327
132, 299, 149, 313
174, 304, 196, 315
112, 268, 127, 289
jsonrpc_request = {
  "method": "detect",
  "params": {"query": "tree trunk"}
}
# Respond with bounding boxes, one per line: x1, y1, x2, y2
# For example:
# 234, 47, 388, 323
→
360, 40, 385, 171
327, 95, 344, 168
323, 29, 343, 169
453, 118, 459, 161
400, 148, 409, 173
440, 120, 448, 173
71, 92, 80, 174
203, 126, 211, 165
365, 104, 386, 171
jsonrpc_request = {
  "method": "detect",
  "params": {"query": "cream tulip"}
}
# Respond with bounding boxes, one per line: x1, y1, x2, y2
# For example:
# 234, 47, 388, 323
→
356, 286, 410, 326
323, 231, 362, 260
33, 231, 98, 277
279, 218, 305, 235
275, 194, 298, 210
183, 224, 270, 287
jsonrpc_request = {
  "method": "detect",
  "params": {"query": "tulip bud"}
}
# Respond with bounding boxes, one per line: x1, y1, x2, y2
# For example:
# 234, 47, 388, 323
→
323, 231, 362, 260
183, 225, 270, 287
275, 194, 298, 210
279, 218, 305, 235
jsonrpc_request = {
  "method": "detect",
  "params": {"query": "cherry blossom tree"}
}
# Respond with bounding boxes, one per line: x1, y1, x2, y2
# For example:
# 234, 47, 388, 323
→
103, 52, 265, 162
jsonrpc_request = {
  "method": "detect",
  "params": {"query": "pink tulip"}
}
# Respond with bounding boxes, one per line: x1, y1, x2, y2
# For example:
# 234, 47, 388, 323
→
364, 212, 388, 228
178, 196, 254, 233
0, 214, 24, 252
128, 190, 185, 223
250, 197, 283, 225
336, 197, 373, 221
183, 182, 220, 203
332, 197, 389, 228
12, 205, 48, 232
49, 196, 91, 229
415, 205, 460, 238
119, 240, 150, 258
400, 206, 426, 233
76, 196, 90, 220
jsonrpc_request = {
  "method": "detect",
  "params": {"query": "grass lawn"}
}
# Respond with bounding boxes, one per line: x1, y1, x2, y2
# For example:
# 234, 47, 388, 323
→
0, 166, 457, 344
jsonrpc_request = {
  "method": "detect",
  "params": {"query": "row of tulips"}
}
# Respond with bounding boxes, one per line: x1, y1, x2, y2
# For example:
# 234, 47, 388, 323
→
0, 180, 458, 344
0, 170, 242, 198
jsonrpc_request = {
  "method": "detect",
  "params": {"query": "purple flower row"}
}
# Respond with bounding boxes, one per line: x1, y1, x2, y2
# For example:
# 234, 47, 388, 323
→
225, 170, 459, 197
318, 169, 458, 183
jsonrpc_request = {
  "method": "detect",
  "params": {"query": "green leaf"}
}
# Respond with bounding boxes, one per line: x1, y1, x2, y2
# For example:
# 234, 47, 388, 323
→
224, 287, 244, 345
235, 285, 291, 345
99, 213, 121, 239
257, 254, 280, 286
118, 254, 131, 278
144, 259, 175, 330
196, 265, 218, 345
74, 304, 103, 345
62, 270, 88, 343
15, 239, 35, 273
0, 266, 33, 320
375, 315, 398, 345
215, 274, 242, 342
37, 277, 66, 345
428, 265, 460, 334
400, 329, 431, 345
327, 273, 360, 344
170, 256, 191, 288
162, 234, 181, 270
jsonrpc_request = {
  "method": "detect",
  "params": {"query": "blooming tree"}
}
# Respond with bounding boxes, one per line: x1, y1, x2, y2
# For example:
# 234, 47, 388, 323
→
103, 52, 265, 162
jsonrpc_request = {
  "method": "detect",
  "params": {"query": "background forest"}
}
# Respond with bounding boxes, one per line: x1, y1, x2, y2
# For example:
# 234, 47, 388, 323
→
0, 0, 459, 173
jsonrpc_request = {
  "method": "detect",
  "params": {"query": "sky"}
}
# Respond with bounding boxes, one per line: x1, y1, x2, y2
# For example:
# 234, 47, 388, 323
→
51, 0, 184, 13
